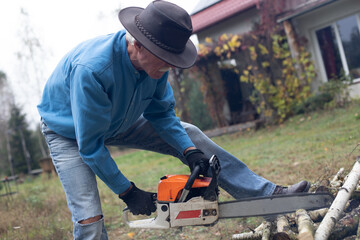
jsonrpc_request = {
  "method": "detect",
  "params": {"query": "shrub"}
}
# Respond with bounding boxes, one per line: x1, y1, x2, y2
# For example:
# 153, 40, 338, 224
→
320, 74, 352, 109
196, 32, 315, 124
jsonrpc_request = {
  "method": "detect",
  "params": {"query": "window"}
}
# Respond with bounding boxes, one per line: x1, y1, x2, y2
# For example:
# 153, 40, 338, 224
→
316, 14, 360, 81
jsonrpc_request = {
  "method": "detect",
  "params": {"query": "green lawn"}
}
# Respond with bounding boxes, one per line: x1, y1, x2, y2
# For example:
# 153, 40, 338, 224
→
1, 102, 360, 239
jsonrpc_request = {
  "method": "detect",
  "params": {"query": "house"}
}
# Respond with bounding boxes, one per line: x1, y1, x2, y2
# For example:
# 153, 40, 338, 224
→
190, 0, 360, 125
276, 0, 360, 98
191, 0, 261, 41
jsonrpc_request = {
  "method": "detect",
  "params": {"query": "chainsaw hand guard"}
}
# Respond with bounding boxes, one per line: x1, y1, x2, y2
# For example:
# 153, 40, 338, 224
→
185, 149, 210, 176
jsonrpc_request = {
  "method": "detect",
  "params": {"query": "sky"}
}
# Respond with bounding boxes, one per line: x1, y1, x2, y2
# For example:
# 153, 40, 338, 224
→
0, 0, 199, 128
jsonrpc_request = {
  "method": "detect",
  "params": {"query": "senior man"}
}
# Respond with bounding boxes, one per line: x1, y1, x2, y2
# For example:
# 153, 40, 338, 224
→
38, 1, 309, 239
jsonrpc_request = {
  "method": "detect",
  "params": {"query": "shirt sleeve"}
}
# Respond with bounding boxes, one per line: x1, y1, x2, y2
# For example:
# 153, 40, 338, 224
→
143, 75, 194, 155
69, 65, 131, 194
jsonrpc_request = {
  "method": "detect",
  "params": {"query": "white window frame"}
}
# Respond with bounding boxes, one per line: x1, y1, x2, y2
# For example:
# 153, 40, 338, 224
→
313, 13, 360, 83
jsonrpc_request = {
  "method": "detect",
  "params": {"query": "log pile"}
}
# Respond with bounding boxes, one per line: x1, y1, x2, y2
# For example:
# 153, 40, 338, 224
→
232, 158, 360, 240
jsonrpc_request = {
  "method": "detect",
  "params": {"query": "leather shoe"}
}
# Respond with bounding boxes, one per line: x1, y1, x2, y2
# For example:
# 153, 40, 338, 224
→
272, 180, 310, 195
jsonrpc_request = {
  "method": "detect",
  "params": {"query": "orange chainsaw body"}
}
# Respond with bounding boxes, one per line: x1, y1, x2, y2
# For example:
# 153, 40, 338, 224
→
157, 175, 211, 202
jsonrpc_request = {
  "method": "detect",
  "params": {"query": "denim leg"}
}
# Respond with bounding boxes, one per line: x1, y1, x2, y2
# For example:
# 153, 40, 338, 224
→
106, 116, 276, 199
41, 121, 108, 240
181, 122, 276, 198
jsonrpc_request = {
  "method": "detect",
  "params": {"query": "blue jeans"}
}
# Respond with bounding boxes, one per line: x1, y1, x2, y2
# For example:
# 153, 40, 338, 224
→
41, 116, 275, 239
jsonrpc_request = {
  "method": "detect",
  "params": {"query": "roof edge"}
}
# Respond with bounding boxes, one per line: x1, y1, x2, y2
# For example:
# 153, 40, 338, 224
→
191, 0, 258, 33
277, 0, 337, 23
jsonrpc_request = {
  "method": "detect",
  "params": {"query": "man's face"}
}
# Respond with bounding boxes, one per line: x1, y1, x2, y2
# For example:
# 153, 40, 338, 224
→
135, 45, 173, 79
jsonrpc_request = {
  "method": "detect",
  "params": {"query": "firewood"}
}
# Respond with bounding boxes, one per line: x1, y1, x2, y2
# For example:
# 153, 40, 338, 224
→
331, 168, 345, 183
231, 231, 262, 240
277, 215, 296, 235
308, 208, 328, 222
274, 215, 296, 239
330, 180, 342, 188
328, 207, 360, 240
272, 232, 293, 240
254, 222, 267, 232
261, 221, 272, 240
277, 215, 290, 232
296, 209, 314, 240
232, 222, 267, 240
315, 159, 360, 240
233, 159, 360, 239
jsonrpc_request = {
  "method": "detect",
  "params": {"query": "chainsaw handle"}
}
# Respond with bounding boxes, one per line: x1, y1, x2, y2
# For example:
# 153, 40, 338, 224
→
178, 165, 200, 202
184, 165, 200, 191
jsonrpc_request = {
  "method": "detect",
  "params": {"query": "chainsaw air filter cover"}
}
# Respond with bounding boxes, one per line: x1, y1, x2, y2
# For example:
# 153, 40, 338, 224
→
157, 175, 211, 202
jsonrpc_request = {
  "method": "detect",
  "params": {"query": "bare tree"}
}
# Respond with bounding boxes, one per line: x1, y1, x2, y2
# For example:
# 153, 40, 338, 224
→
0, 71, 15, 176
16, 8, 48, 158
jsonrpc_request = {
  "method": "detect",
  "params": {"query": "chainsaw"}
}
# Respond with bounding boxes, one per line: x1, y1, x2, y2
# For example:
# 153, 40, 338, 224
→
123, 155, 333, 229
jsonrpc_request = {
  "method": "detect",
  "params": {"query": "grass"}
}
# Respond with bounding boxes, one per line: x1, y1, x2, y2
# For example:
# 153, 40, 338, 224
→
1, 102, 360, 239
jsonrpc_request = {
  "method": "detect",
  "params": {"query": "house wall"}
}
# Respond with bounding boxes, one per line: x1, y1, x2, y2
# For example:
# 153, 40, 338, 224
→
291, 0, 360, 98
196, 7, 260, 43
195, 7, 261, 125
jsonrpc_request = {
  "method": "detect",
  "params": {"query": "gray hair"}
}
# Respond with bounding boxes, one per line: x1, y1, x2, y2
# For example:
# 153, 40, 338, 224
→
126, 31, 137, 46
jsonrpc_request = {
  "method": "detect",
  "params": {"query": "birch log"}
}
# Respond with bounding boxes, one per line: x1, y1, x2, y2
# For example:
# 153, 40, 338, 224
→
328, 207, 360, 239
277, 215, 290, 232
296, 209, 314, 240
331, 168, 345, 183
232, 222, 267, 240
231, 231, 262, 240
261, 221, 272, 240
315, 159, 360, 240
275, 215, 296, 239
308, 208, 328, 222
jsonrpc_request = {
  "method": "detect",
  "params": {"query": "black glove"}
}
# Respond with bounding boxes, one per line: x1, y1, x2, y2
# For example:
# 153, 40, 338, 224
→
119, 182, 156, 216
185, 149, 210, 176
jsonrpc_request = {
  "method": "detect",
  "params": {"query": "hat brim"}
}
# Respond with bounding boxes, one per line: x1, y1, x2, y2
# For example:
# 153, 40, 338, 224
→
118, 7, 197, 69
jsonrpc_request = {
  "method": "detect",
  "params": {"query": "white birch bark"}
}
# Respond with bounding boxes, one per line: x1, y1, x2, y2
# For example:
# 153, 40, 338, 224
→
296, 209, 314, 240
315, 159, 360, 240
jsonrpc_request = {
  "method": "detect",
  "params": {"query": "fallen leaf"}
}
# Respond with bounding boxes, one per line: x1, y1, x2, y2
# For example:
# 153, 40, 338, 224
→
127, 232, 135, 238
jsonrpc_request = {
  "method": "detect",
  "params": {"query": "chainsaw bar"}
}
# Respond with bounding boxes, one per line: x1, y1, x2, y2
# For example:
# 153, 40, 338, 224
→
218, 192, 334, 218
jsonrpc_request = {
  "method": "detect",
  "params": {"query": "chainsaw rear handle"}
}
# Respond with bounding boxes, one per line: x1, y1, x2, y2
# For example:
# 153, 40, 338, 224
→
185, 155, 220, 192
184, 165, 201, 191
179, 155, 222, 202
178, 165, 200, 202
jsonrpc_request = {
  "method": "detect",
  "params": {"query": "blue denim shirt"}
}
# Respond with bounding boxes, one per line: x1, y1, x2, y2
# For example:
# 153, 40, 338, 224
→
37, 30, 194, 194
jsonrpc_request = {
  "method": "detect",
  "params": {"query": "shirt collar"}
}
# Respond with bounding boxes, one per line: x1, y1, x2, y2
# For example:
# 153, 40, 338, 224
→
122, 35, 142, 80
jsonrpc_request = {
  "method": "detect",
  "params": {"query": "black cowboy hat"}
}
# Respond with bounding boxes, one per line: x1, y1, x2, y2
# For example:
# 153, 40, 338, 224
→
118, 0, 197, 69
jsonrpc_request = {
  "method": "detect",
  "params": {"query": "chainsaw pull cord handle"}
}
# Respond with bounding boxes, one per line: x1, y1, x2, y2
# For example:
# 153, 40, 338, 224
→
178, 165, 200, 202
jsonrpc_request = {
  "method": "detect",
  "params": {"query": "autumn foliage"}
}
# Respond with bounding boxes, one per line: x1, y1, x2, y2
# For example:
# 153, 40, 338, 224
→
195, 30, 315, 124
